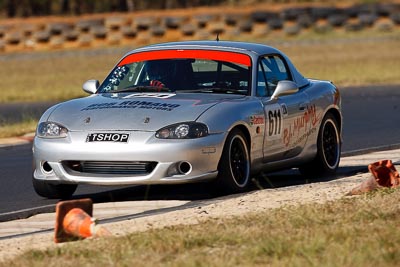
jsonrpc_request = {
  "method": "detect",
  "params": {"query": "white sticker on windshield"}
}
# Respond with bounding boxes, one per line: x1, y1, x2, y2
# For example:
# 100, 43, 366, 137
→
123, 93, 176, 99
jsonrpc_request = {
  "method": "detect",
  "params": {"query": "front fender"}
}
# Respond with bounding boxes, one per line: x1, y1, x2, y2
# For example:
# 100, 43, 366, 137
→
37, 103, 63, 124
197, 97, 266, 163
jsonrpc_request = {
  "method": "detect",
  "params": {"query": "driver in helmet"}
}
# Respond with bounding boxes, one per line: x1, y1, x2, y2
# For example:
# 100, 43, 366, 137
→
144, 60, 175, 89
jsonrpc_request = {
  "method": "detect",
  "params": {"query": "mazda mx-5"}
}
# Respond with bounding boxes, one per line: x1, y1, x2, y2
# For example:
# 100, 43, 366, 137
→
33, 41, 342, 198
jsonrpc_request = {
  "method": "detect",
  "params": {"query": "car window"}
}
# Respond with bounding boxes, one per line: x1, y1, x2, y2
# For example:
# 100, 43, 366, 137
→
257, 55, 291, 97
191, 59, 249, 92
98, 50, 251, 95
257, 63, 267, 97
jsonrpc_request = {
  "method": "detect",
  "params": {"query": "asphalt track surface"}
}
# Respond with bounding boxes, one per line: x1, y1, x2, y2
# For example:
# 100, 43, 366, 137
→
0, 85, 399, 221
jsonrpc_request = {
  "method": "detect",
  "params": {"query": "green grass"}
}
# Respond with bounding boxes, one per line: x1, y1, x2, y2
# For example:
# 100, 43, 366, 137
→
1, 30, 400, 103
283, 35, 400, 86
0, 118, 37, 138
0, 49, 121, 103
3, 189, 400, 266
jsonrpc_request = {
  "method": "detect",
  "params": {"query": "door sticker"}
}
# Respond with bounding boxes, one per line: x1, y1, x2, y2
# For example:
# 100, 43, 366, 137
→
266, 103, 283, 141
283, 104, 320, 148
250, 115, 265, 126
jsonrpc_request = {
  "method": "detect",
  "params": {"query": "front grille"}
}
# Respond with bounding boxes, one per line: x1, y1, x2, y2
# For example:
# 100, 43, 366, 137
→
63, 161, 157, 175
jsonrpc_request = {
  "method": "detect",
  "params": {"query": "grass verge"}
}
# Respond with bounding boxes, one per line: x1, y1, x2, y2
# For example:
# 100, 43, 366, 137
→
1, 30, 400, 103
0, 49, 120, 103
3, 189, 400, 267
0, 118, 37, 139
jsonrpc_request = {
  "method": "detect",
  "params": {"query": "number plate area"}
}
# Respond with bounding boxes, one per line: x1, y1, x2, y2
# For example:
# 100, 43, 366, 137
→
86, 133, 130, 143
266, 103, 283, 141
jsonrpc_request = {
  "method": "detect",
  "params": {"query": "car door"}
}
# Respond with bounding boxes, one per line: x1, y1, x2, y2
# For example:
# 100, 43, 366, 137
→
257, 55, 310, 162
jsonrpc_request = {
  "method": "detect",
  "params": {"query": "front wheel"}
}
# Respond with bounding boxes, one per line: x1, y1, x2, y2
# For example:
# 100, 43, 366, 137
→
32, 177, 77, 199
299, 113, 341, 177
215, 129, 251, 193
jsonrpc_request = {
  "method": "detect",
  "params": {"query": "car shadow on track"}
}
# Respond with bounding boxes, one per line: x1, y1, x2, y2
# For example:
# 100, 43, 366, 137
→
70, 165, 369, 205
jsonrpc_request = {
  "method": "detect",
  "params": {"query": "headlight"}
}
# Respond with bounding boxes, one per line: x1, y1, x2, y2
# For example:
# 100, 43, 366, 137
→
156, 122, 208, 139
37, 122, 68, 138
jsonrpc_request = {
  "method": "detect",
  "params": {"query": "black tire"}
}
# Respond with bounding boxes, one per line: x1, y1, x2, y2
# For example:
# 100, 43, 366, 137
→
216, 129, 251, 193
299, 113, 341, 177
32, 177, 77, 199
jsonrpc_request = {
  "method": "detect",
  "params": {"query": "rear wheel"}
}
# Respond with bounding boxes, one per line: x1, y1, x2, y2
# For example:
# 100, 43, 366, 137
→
299, 113, 341, 177
216, 129, 251, 193
32, 177, 77, 199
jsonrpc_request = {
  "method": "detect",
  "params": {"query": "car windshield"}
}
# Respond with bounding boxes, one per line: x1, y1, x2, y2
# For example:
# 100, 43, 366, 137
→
98, 49, 252, 95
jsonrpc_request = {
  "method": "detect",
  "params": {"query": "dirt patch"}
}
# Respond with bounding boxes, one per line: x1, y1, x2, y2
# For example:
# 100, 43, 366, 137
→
0, 171, 371, 262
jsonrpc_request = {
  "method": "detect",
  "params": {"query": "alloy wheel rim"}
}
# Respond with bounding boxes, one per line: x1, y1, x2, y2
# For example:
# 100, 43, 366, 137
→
322, 120, 339, 168
229, 136, 250, 187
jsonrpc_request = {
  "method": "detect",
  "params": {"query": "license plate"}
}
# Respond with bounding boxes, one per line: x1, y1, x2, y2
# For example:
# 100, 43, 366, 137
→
86, 133, 130, 143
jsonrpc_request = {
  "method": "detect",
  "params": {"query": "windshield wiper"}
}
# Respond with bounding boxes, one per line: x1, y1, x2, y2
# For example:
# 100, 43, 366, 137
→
113, 86, 172, 93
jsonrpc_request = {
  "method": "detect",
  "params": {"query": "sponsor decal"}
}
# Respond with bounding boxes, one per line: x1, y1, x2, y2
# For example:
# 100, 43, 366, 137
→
86, 133, 130, 143
81, 100, 180, 112
103, 66, 130, 92
283, 104, 320, 147
123, 93, 176, 99
249, 115, 265, 126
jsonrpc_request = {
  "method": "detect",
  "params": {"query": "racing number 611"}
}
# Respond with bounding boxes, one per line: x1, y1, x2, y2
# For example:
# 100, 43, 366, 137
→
268, 109, 281, 137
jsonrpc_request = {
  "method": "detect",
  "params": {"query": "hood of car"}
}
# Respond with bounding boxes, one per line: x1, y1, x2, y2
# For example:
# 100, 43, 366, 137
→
47, 92, 244, 131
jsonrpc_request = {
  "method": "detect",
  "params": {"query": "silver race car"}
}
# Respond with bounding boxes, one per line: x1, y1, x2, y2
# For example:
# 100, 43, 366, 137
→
33, 41, 342, 198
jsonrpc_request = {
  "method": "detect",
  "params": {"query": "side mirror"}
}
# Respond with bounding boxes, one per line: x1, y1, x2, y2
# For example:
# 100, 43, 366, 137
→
82, 80, 99, 95
271, 80, 299, 100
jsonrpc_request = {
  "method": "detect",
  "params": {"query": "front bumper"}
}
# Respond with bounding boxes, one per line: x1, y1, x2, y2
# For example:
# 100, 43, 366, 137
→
33, 130, 224, 185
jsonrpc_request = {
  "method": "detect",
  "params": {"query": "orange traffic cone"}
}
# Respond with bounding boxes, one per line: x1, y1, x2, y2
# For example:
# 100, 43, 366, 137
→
54, 198, 111, 243
347, 160, 400, 196
368, 160, 400, 188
